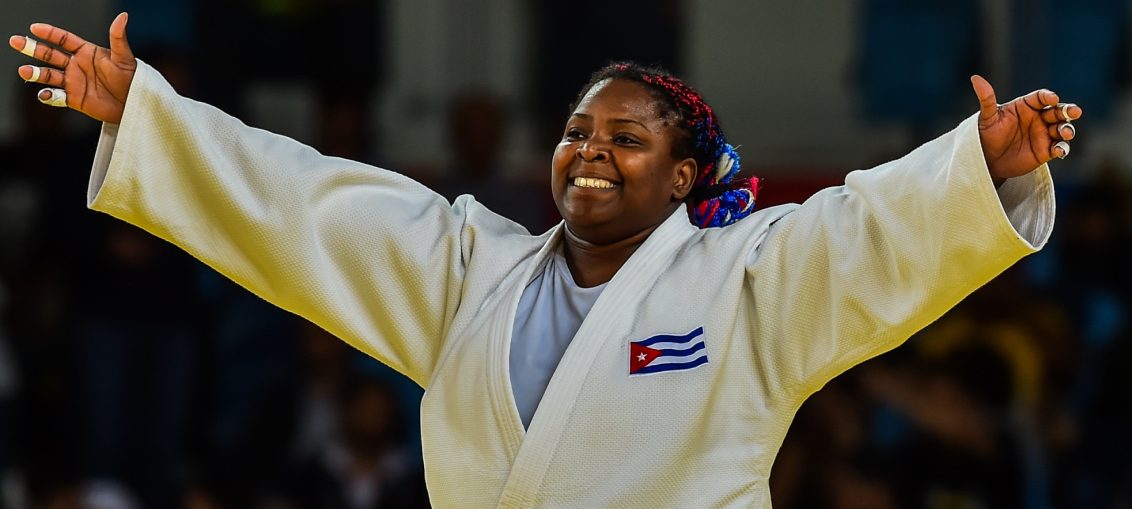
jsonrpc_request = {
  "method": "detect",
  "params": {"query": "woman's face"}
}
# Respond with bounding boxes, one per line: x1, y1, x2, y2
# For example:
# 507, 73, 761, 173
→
551, 79, 695, 245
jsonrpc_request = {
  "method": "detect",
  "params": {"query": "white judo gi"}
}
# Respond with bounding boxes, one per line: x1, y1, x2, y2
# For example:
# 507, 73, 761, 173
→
86, 61, 1055, 508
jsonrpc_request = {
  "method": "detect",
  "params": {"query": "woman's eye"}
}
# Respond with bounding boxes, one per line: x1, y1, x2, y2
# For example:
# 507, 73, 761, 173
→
614, 135, 639, 145
565, 129, 586, 141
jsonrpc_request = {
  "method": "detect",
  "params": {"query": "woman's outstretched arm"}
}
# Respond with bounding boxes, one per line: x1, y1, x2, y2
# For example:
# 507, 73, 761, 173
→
745, 78, 1073, 399
7, 15, 506, 388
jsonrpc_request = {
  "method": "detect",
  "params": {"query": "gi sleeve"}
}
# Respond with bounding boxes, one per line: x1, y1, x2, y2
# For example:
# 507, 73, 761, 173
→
745, 113, 1055, 399
87, 61, 467, 388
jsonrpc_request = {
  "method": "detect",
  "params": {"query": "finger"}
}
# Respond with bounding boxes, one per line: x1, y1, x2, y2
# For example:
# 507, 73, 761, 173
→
8, 35, 36, 57
1040, 104, 1083, 124
1059, 102, 1081, 122
1021, 89, 1060, 110
1048, 122, 1076, 141
18, 65, 66, 87
108, 12, 134, 65
28, 22, 89, 53
970, 75, 998, 123
37, 88, 68, 108
1051, 141, 1070, 160
8, 35, 70, 68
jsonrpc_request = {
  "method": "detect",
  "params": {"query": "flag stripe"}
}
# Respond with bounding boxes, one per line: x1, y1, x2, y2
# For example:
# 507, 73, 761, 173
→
633, 355, 709, 375
647, 349, 707, 366
636, 327, 704, 347
657, 342, 705, 357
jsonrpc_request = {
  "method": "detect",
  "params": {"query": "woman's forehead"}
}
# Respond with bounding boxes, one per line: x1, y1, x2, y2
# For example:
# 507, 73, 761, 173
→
573, 79, 664, 123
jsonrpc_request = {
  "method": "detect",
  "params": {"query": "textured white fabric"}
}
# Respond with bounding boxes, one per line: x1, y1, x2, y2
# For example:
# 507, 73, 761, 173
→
510, 248, 606, 428
87, 61, 1055, 508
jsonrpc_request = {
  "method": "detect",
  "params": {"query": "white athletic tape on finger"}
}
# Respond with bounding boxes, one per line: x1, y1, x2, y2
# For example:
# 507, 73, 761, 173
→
20, 38, 37, 58
1060, 103, 1072, 122
38, 88, 66, 107
1061, 123, 1075, 138
27, 65, 41, 83
1054, 141, 1070, 159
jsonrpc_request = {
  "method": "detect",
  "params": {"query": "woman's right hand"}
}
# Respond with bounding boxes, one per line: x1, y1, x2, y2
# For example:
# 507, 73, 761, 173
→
8, 12, 136, 124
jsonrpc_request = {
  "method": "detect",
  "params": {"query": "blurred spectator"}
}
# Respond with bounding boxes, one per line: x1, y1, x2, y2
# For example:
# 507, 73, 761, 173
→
286, 322, 367, 467
433, 90, 555, 233
318, 90, 380, 164
272, 375, 429, 509
193, 272, 301, 509
865, 347, 1023, 508
533, 0, 682, 148
193, 0, 384, 126
0, 280, 20, 508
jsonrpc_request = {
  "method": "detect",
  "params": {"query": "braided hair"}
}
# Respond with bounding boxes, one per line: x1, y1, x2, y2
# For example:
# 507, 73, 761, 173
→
571, 62, 759, 228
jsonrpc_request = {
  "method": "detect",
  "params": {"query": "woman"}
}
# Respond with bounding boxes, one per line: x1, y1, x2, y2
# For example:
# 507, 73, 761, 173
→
9, 13, 1077, 508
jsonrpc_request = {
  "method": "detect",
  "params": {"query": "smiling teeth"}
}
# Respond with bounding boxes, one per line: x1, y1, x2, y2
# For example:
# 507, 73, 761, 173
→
574, 177, 615, 189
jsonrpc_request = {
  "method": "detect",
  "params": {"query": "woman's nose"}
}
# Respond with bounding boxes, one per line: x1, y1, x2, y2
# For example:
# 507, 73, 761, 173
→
577, 141, 609, 162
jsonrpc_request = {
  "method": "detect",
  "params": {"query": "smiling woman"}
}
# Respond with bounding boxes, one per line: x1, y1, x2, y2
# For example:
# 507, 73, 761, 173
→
8, 13, 1079, 508
551, 63, 759, 287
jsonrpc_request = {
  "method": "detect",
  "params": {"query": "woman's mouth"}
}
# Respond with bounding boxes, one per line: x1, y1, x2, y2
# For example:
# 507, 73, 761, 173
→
572, 177, 617, 189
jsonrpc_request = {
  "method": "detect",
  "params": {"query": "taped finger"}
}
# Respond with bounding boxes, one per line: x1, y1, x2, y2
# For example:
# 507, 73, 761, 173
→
20, 65, 64, 87
19, 38, 36, 57
38, 87, 66, 107
1048, 122, 1076, 140
1053, 141, 1070, 160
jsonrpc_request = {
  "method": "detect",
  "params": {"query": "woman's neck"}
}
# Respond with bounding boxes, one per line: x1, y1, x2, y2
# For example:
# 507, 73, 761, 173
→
561, 223, 660, 288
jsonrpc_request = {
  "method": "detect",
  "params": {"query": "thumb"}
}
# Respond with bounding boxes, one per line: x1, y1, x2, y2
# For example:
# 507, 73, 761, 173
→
970, 74, 998, 123
108, 12, 134, 64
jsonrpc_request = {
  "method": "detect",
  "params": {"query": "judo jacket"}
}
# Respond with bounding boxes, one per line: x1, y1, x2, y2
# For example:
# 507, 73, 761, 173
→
86, 61, 1055, 508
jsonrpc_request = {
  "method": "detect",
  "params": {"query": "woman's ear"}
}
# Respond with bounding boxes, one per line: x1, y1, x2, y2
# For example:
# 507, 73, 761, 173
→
671, 158, 697, 200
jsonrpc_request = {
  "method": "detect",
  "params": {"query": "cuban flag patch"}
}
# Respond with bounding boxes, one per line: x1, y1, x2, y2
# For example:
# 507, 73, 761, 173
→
629, 327, 708, 375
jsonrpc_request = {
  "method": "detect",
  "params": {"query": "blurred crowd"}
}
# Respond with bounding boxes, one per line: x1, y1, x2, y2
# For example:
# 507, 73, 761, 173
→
1, 0, 1131, 508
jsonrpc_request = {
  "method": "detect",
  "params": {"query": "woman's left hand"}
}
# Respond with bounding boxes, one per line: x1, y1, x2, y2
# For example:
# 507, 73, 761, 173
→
970, 75, 1082, 180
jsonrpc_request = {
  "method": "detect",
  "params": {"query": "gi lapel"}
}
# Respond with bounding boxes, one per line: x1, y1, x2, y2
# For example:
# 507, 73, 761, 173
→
496, 205, 698, 507
486, 223, 566, 462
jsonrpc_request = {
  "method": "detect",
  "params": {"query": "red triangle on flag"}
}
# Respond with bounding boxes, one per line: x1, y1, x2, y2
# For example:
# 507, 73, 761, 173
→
630, 342, 662, 374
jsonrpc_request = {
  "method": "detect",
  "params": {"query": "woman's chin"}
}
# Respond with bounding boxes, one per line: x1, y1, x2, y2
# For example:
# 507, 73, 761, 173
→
559, 197, 609, 223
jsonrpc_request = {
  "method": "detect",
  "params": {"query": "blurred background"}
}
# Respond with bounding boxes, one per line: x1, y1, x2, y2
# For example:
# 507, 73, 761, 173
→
0, 0, 1130, 507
